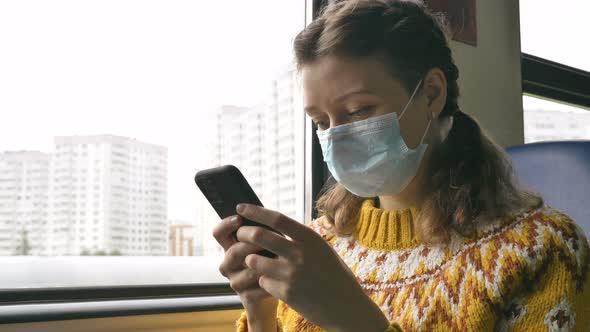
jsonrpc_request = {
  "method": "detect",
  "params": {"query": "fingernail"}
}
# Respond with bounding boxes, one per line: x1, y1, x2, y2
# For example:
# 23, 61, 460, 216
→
236, 204, 245, 214
245, 254, 253, 267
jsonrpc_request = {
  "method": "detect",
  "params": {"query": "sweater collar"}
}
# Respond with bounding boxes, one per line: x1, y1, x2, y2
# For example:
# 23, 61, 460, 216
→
354, 199, 420, 250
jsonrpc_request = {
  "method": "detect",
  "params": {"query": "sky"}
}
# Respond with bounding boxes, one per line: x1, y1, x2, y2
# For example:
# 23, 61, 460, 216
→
520, 0, 590, 113
520, 0, 590, 73
0, 0, 306, 222
0, 0, 588, 223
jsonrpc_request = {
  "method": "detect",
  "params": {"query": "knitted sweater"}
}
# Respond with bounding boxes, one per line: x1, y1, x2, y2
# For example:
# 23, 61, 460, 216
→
236, 199, 590, 331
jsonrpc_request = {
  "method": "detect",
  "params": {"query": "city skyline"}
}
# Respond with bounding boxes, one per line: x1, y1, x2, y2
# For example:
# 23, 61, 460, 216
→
523, 96, 590, 143
0, 135, 169, 256
0, 62, 306, 257
3, 106, 590, 257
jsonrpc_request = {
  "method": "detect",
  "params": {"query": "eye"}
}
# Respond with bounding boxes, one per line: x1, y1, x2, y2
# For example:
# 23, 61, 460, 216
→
348, 107, 375, 119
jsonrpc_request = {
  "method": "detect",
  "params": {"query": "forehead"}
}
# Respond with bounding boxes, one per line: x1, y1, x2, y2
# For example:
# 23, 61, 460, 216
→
301, 55, 400, 103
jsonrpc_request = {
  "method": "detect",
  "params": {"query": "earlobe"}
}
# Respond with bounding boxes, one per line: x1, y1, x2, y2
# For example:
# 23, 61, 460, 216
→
427, 93, 437, 107
426, 80, 443, 109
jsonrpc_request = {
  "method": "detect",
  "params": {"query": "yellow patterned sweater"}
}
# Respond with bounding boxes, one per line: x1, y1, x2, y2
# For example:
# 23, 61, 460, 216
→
236, 199, 590, 331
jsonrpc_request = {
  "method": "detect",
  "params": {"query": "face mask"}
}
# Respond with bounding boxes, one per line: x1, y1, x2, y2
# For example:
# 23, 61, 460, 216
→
316, 80, 431, 197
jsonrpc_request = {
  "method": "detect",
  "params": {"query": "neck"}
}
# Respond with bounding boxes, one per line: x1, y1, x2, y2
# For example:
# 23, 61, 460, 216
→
378, 147, 432, 210
378, 178, 421, 210
378, 193, 417, 210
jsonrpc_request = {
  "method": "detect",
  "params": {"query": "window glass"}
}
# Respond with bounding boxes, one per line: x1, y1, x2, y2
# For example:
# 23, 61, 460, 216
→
520, 0, 590, 71
523, 95, 590, 143
0, 0, 305, 288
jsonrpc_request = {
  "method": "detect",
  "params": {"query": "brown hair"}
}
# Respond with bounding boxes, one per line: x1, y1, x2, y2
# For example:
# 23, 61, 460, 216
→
294, 0, 542, 245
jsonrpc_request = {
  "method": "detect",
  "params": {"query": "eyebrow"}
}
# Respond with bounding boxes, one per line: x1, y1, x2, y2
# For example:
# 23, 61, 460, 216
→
304, 88, 375, 114
333, 89, 375, 103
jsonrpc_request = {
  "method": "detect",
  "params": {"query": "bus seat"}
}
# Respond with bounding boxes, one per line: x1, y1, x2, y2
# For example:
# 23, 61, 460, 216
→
506, 140, 590, 235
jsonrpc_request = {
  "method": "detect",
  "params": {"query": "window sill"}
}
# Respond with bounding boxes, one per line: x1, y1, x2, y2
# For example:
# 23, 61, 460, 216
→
0, 295, 242, 324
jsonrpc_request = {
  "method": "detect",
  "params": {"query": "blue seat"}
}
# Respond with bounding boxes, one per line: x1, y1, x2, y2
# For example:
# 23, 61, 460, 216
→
506, 141, 590, 235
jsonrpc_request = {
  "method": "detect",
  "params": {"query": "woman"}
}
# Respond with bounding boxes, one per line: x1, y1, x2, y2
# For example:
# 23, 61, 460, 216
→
213, 1, 590, 331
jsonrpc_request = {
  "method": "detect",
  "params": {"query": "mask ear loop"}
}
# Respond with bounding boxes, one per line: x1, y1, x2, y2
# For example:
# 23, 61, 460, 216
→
398, 79, 423, 120
419, 112, 435, 145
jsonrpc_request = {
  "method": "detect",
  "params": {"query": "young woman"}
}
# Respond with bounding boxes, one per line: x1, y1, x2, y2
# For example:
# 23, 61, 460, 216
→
213, 1, 590, 331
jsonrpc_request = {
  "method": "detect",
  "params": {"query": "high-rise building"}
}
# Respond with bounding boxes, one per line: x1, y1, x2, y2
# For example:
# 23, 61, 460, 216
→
263, 66, 305, 221
200, 65, 305, 256
169, 222, 197, 256
203, 104, 265, 257
0, 151, 50, 256
49, 135, 168, 256
524, 109, 590, 143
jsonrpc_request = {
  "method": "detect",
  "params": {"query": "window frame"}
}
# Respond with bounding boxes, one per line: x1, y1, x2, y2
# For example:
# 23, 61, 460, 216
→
4, 0, 589, 325
522, 53, 590, 110
0, 283, 233, 306
309, 0, 332, 219
0, 295, 241, 324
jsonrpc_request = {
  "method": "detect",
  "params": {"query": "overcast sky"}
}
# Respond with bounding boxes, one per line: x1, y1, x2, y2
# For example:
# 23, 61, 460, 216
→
520, 0, 590, 112
0, 0, 587, 222
0, 0, 305, 222
520, 0, 589, 72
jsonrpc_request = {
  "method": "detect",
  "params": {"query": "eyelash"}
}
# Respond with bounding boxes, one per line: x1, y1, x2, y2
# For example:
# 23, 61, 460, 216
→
349, 107, 374, 118
313, 107, 375, 130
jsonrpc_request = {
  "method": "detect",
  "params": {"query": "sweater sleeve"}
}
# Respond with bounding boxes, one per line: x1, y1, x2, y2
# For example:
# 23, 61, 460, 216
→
235, 310, 283, 332
384, 322, 404, 332
235, 217, 405, 332
235, 309, 404, 332
497, 226, 590, 331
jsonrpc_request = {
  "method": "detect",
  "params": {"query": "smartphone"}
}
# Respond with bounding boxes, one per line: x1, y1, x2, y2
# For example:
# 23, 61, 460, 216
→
195, 165, 279, 258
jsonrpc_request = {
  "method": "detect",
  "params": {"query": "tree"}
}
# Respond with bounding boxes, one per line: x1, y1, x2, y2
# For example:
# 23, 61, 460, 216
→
15, 229, 32, 256
79, 249, 123, 256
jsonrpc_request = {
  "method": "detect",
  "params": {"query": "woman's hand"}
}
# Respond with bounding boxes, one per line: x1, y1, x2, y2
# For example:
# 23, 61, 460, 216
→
212, 215, 279, 331
235, 204, 390, 332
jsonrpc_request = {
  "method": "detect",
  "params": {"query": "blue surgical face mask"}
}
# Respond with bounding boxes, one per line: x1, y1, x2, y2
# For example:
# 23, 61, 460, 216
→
316, 80, 431, 197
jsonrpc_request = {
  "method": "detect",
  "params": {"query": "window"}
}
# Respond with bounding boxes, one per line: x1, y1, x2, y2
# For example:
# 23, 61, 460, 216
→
520, 0, 590, 143
0, 0, 306, 289
520, 0, 590, 72
523, 96, 590, 143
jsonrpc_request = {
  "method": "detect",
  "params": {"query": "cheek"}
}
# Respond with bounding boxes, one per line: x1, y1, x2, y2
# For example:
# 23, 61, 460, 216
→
398, 104, 429, 149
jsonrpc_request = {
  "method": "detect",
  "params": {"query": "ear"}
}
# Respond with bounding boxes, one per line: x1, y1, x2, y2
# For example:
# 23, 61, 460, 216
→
422, 68, 447, 117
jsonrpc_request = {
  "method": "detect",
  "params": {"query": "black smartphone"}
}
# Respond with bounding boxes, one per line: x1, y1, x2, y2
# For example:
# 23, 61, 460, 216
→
195, 165, 279, 258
